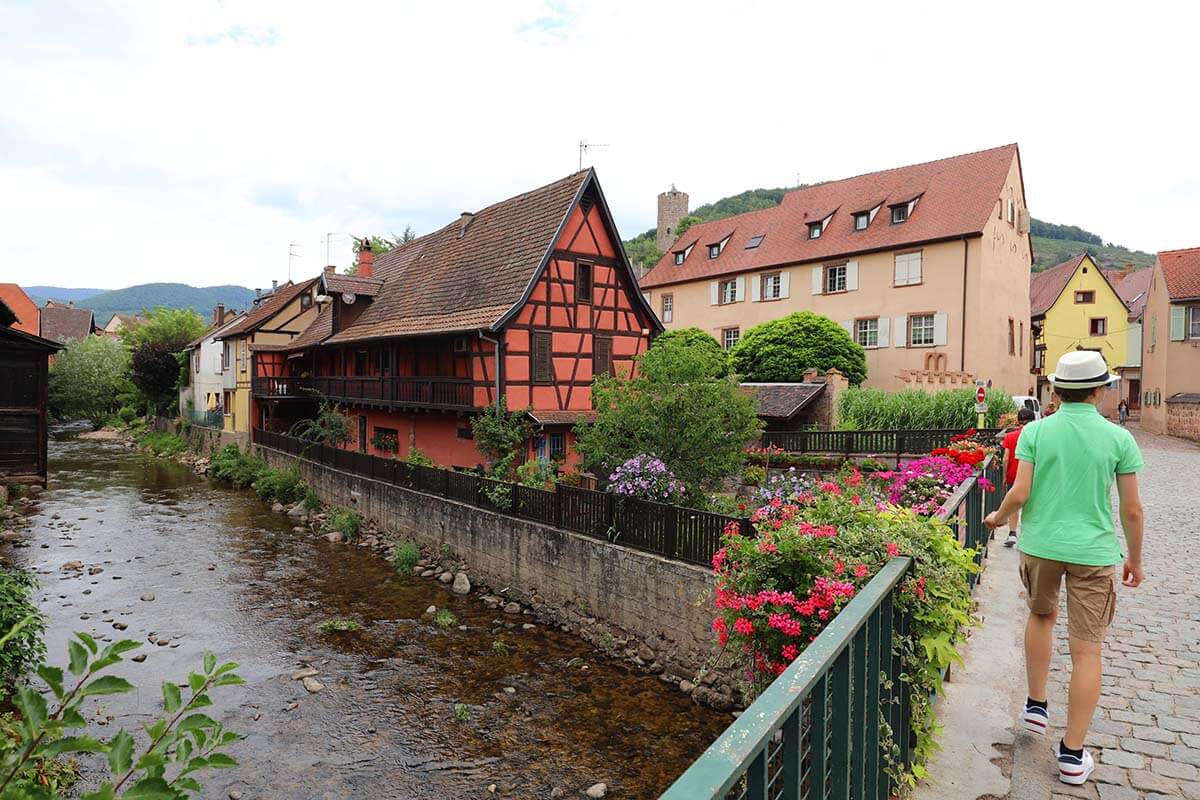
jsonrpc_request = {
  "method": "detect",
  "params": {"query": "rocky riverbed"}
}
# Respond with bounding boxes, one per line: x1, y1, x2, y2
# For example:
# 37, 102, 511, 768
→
1, 430, 728, 799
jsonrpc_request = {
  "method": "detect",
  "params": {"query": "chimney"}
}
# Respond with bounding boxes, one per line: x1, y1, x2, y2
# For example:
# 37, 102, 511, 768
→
458, 212, 475, 239
802, 368, 822, 383
324, 265, 336, 276
214, 304, 225, 325
358, 248, 375, 278
255, 288, 261, 299
271, 279, 278, 293
67, 300, 74, 308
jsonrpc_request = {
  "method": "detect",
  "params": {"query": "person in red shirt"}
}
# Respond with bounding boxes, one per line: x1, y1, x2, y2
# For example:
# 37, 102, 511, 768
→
1001, 407, 1037, 547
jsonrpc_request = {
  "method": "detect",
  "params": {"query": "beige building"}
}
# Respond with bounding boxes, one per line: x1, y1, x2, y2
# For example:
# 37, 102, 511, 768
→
639, 145, 1034, 393
1139, 246, 1200, 439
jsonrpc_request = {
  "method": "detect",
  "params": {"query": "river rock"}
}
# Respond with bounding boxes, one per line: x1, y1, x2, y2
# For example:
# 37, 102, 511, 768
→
291, 667, 319, 680
438, 572, 453, 584
679, 680, 696, 694
271, 502, 285, 513
141, 592, 155, 602
26, 485, 42, 497
61, 560, 83, 571
503, 602, 521, 615
292, 526, 306, 533
420, 569, 436, 577
113, 622, 127, 630
286, 502, 307, 519
302, 677, 323, 693
88, 566, 103, 575
325, 531, 343, 543
229, 791, 243, 799
585, 783, 608, 798
425, 606, 437, 615
131, 654, 146, 663
0, 530, 20, 542
451, 572, 471, 594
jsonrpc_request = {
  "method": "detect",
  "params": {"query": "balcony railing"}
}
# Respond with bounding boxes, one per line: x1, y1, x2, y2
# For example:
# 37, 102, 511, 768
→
251, 375, 475, 411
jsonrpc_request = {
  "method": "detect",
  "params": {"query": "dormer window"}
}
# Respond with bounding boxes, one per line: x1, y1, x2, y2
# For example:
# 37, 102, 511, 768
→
808, 222, 823, 239
746, 234, 765, 249
708, 244, 720, 259
890, 204, 909, 224
674, 251, 685, 265
853, 212, 869, 231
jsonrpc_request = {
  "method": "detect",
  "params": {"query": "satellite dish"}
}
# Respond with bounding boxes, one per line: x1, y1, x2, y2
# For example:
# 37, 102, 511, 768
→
341, 293, 356, 305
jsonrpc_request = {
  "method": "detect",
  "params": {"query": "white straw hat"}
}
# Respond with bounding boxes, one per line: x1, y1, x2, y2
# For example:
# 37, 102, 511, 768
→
1047, 350, 1118, 389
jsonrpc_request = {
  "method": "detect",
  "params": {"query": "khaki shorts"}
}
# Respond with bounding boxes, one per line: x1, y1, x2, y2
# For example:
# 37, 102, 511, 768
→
1018, 552, 1117, 642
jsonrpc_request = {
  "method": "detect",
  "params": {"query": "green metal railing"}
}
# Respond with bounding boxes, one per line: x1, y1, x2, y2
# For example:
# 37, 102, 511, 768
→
662, 457, 998, 799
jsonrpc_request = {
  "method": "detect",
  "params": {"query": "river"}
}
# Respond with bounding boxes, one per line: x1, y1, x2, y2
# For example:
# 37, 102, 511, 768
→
8, 432, 727, 799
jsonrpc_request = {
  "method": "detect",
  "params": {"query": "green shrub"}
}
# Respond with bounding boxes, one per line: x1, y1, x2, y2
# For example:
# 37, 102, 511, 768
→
317, 618, 361, 633
392, 541, 421, 573
742, 465, 766, 486
302, 486, 320, 512
837, 387, 1016, 430
0, 568, 46, 695
453, 703, 470, 722
491, 639, 510, 656
516, 458, 558, 489
253, 467, 305, 505
209, 444, 267, 488
137, 431, 187, 457
433, 609, 457, 629
117, 406, 139, 424
328, 508, 362, 542
405, 446, 436, 468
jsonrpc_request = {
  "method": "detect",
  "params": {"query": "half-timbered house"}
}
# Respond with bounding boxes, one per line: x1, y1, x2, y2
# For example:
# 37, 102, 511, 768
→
0, 298, 61, 486
253, 168, 661, 468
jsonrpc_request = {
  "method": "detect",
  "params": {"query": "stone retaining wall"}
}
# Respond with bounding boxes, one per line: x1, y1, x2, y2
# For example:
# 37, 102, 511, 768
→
150, 416, 248, 452
256, 444, 724, 686
1166, 399, 1200, 443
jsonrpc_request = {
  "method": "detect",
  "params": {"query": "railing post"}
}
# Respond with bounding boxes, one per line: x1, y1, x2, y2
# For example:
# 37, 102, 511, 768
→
442, 467, 451, 499
663, 506, 679, 558
606, 492, 616, 539
554, 487, 563, 528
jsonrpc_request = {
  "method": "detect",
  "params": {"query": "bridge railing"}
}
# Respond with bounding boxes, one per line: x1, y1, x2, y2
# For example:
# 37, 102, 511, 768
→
762, 428, 1000, 459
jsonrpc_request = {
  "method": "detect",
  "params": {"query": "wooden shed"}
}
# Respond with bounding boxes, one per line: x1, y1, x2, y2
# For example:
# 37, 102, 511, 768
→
0, 299, 61, 485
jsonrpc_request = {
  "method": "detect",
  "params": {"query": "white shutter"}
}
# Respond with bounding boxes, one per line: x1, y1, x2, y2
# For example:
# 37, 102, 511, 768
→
845, 261, 859, 292
751, 275, 761, 302
893, 316, 907, 347
1170, 306, 1187, 341
911, 252, 923, 284
734, 276, 745, 302
877, 317, 890, 348
933, 312, 949, 346
779, 271, 790, 299
893, 256, 906, 286
839, 320, 853, 336
811, 267, 823, 295
710, 281, 719, 305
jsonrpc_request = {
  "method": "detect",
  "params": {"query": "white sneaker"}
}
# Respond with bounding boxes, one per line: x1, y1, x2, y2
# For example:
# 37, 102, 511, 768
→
1019, 701, 1048, 734
1004, 531, 1018, 548
1055, 741, 1095, 785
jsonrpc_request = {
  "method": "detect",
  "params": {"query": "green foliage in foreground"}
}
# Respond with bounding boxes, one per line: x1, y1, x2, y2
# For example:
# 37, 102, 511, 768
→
209, 445, 266, 489
392, 542, 421, 573
47, 336, 130, 423
252, 466, 305, 506
327, 508, 362, 542
837, 387, 1016, 430
433, 610, 457, 630
0, 570, 46, 696
0, 630, 242, 799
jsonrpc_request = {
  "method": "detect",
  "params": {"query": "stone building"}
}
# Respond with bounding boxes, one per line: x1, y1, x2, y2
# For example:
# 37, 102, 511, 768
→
656, 186, 689, 253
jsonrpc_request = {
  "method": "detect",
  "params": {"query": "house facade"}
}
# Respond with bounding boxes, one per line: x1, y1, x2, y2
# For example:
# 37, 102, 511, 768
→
639, 145, 1034, 393
179, 305, 244, 425
1140, 246, 1200, 439
214, 279, 321, 435
0, 299, 61, 486
253, 169, 660, 468
1029, 253, 1137, 415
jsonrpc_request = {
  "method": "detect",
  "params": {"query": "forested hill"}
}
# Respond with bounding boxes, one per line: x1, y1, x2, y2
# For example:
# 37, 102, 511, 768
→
28, 283, 257, 323
623, 188, 1155, 273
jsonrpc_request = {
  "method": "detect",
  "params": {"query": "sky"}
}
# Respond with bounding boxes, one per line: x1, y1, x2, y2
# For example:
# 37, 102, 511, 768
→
1, 0, 1197, 290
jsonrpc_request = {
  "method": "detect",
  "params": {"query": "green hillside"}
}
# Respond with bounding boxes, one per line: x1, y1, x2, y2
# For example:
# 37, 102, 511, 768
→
33, 283, 257, 323
623, 187, 1154, 274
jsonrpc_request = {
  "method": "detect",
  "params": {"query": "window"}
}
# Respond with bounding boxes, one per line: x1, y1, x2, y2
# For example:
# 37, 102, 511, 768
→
240, 340, 248, 373
719, 279, 738, 304
1008, 318, 1015, 355
746, 234, 765, 249
355, 350, 369, 375
549, 432, 566, 460
909, 314, 935, 346
825, 264, 848, 294
221, 342, 231, 371
855, 318, 879, 348
722, 327, 740, 350
593, 335, 613, 377
457, 427, 474, 440
1019, 321, 1024, 357
300, 292, 312, 311
660, 294, 673, 323
1189, 306, 1200, 339
853, 212, 869, 231
1089, 317, 1107, 336
808, 222, 822, 239
1007, 199, 1016, 224
1074, 290, 1095, 304
674, 251, 685, 266
193, 351, 200, 373
576, 261, 593, 304
890, 204, 909, 224
708, 244, 721, 259
761, 273, 782, 301
894, 251, 922, 286
222, 391, 232, 415
532, 331, 553, 383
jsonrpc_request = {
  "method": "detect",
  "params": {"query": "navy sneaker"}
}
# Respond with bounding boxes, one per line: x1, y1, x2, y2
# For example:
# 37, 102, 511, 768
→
1019, 700, 1049, 734
1055, 741, 1095, 785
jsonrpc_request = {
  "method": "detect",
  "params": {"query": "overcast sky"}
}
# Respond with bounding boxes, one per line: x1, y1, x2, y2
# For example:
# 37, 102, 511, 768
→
1, 1, 1196, 290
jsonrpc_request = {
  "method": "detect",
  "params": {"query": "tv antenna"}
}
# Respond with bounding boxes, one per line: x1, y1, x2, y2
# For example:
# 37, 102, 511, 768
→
288, 243, 302, 281
578, 140, 610, 170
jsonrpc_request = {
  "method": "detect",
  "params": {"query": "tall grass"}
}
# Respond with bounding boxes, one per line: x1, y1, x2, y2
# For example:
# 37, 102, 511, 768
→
837, 388, 1015, 430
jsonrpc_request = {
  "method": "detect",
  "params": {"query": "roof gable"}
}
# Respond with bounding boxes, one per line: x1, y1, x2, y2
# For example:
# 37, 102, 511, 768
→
1158, 246, 1200, 300
217, 278, 318, 339
39, 305, 95, 344
1030, 253, 1124, 318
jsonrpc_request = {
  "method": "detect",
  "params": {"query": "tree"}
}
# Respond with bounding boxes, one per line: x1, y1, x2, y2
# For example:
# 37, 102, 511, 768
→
124, 307, 206, 415
346, 228, 416, 275
574, 349, 762, 502
470, 397, 534, 478
640, 328, 730, 381
674, 215, 702, 237
47, 335, 130, 422
731, 311, 867, 385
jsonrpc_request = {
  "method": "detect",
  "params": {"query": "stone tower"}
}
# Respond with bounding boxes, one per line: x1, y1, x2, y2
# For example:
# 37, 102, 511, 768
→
656, 185, 689, 253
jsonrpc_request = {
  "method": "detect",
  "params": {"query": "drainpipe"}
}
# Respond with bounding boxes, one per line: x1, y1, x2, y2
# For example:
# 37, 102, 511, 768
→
960, 237, 969, 372
478, 331, 503, 411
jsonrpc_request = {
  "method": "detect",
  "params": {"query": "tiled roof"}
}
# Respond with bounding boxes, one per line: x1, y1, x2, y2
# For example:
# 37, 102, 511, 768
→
1166, 393, 1200, 404
527, 409, 597, 425
324, 170, 591, 344
0, 284, 39, 335
282, 304, 333, 351
741, 382, 825, 419
323, 273, 383, 297
1108, 267, 1153, 320
1158, 247, 1200, 301
39, 305, 95, 344
184, 312, 245, 350
641, 144, 1023, 289
217, 278, 319, 339
1030, 255, 1087, 317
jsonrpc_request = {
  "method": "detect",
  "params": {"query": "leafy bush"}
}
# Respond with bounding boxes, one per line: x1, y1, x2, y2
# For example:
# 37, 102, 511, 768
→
252, 467, 305, 505
837, 387, 1016, 430
742, 465, 766, 487
327, 508, 362, 542
453, 703, 470, 722
137, 431, 187, 457
0, 568, 46, 695
608, 455, 687, 504
288, 401, 351, 447
0, 631, 242, 799
117, 406, 139, 424
470, 398, 532, 479
639, 328, 730, 380
405, 447, 436, 468
392, 542, 421, 573
317, 619, 361, 633
516, 458, 558, 489
433, 609, 457, 630
124, 307, 207, 415
209, 445, 267, 488
731, 311, 867, 385
369, 429, 399, 454
47, 335, 130, 423
302, 486, 320, 513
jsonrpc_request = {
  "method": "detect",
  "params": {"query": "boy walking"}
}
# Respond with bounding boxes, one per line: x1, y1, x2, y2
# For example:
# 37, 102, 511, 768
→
1000, 407, 1037, 548
985, 351, 1145, 786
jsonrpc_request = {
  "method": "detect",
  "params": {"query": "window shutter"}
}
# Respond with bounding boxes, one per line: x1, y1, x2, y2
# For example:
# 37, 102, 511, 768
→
734, 276, 745, 302
893, 316, 907, 347
594, 336, 613, 377
845, 261, 859, 291
532, 332, 552, 383
877, 317, 890, 348
811, 267, 823, 295
710, 281, 719, 305
911, 252, 923, 284
751, 275, 761, 302
779, 271, 790, 299
933, 313, 949, 346
894, 256, 906, 286
1170, 306, 1187, 341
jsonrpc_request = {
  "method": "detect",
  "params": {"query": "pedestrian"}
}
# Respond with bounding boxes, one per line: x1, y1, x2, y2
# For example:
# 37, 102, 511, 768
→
1000, 407, 1036, 548
984, 350, 1145, 787
1118, 398, 1129, 426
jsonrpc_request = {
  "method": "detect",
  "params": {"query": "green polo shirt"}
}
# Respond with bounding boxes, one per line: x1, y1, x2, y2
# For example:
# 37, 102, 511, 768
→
1014, 402, 1143, 566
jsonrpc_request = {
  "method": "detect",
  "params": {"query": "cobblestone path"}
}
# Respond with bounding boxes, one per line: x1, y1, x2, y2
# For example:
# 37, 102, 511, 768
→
1026, 430, 1200, 800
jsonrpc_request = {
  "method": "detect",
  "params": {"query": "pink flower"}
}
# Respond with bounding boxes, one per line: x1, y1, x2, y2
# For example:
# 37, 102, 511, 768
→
886, 542, 900, 557
733, 617, 754, 636
781, 643, 799, 661
833, 560, 845, 575
854, 564, 869, 579
757, 539, 779, 554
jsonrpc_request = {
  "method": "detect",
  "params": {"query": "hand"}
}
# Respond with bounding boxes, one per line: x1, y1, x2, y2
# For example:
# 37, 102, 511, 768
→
984, 511, 1003, 530
1122, 560, 1144, 588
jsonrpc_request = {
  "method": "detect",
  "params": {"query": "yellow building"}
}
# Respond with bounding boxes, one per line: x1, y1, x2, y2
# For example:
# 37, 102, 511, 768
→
1030, 253, 1134, 414
214, 277, 320, 434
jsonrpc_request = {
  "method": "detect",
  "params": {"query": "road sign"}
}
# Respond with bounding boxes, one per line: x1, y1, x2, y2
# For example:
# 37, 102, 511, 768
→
975, 386, 986, 404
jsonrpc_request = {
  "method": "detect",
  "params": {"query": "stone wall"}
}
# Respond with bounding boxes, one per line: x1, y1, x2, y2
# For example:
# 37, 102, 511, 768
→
1166, 399, 1200, 443
256, 444, 722, 682
150, 416, 248, 453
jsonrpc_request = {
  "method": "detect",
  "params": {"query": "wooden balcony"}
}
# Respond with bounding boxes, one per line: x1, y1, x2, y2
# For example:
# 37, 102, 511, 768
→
252, 375, 476, 411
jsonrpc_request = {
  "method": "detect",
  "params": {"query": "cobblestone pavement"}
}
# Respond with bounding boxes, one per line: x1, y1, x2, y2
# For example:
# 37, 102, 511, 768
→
1021, 429, 1200, 800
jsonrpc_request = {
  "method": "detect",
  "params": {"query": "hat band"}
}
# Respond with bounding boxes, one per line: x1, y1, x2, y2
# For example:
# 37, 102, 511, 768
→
1052, 371, 1112, 387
